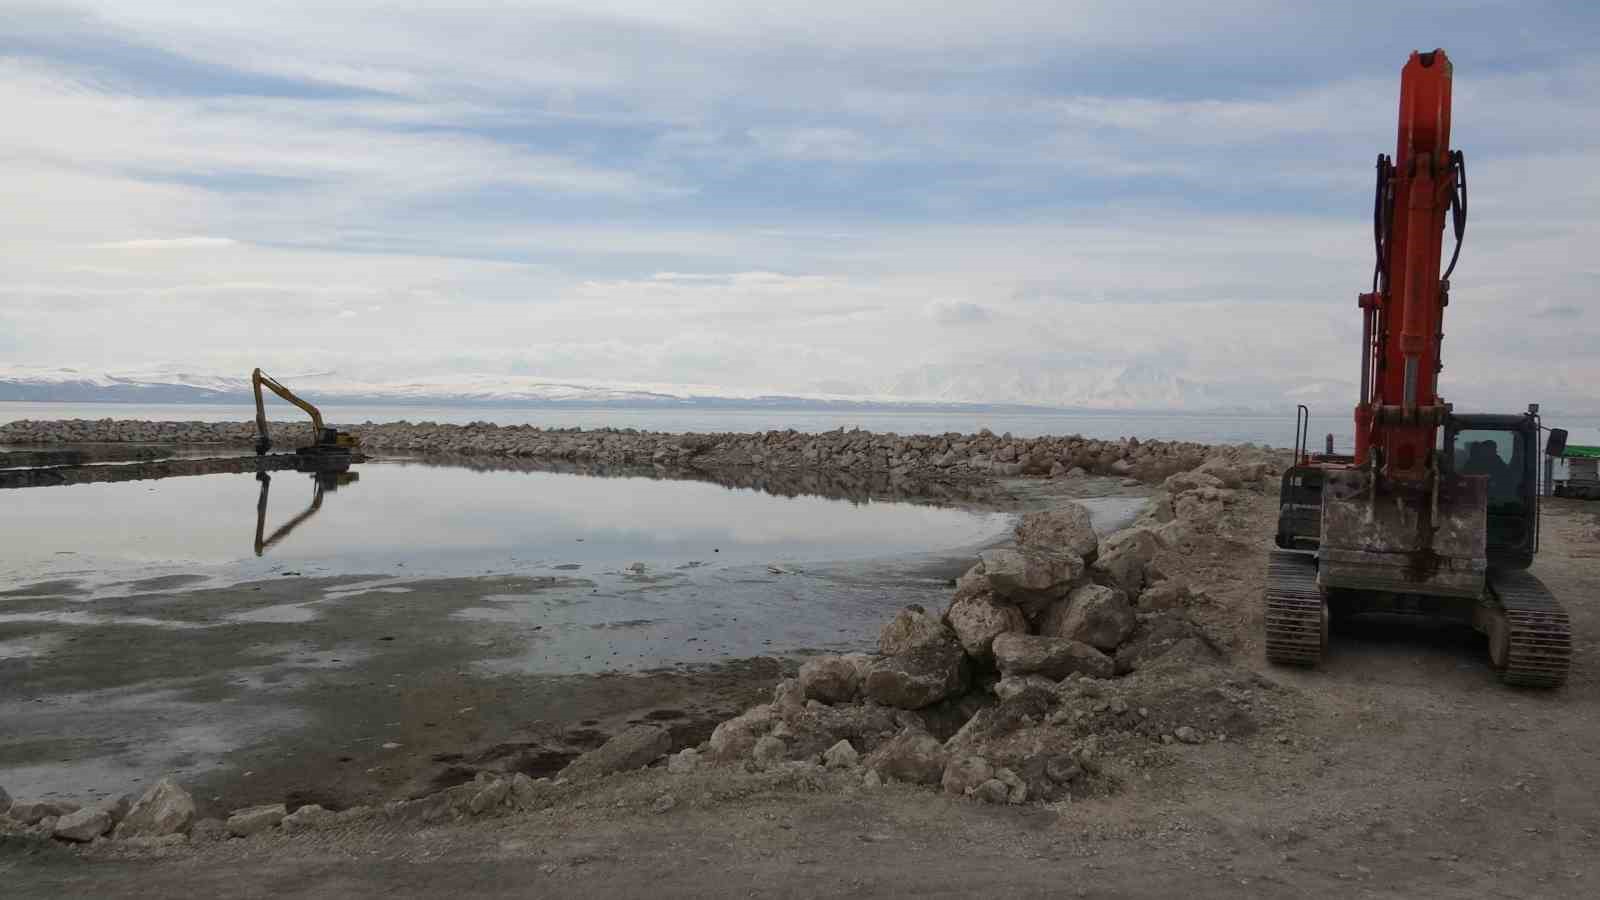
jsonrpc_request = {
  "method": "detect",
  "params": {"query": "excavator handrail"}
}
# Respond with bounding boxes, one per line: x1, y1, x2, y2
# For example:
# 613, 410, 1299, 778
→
252, 368, 325, 455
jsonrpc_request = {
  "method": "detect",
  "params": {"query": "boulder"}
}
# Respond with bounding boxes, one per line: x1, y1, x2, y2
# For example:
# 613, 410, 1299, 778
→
751, 735, 788, 769
943, 590, 1028, 663
1013, 503, 1099, 561
975, 548, 1083, 614
864, 728, 948, 785
1039, 583, 1135, 651
7, 799, 78, 825
878, 605, 953, 656
707, 705, 776, 762
558, 724, 672, 781
666, 748, 701, 775
510, 774, 555, 810
226, 803, 287, 837
469, 778, 511, 814
771, 701, 901, 759
799, 654, 866, 704
1135, 491, 1175, 526
862, 641, 968, 709
281, 804, 336, 834
1195, 458, 1244, 488
941, 755, 995, 796
1174, 491, 1225, 532
971, 779, 1011, 804
1163, 470, 1224, 497
822, 740, 860, 770
992, 674, 1059, 703
1091, 527, 1162, 596
53, 807, 111, 842
113, 778, 195, 839
992, 633, 1114, 680
772, 677, 806, 712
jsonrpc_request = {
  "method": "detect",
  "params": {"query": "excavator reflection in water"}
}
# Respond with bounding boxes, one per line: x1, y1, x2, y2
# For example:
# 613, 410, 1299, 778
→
253, 465, 359, 556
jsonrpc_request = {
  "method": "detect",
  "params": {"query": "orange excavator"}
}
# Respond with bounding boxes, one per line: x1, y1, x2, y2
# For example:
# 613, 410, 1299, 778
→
1266, 50, 1572, 687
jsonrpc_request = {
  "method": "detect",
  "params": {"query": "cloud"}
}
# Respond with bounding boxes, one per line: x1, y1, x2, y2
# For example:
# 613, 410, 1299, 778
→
2, 2, 1598, 413
91, 237, 238, 249
928, 301, 994, 325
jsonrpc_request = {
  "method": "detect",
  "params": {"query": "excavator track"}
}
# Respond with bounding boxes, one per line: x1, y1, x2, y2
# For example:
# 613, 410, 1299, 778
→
1264, 550, 1326, 666
1490, 569, 1571, 688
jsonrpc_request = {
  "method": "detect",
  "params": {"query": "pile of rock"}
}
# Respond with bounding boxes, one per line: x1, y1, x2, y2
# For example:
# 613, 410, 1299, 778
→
0, 418, 1231, 483
670, 452, 1286, 804
1, 777, 196, 847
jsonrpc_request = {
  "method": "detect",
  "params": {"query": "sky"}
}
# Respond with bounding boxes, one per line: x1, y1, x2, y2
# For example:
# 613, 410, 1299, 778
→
1, 1, 1597, 411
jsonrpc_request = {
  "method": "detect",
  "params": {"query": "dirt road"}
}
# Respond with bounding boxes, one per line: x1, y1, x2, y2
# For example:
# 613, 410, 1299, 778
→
5, 491, 1599, 898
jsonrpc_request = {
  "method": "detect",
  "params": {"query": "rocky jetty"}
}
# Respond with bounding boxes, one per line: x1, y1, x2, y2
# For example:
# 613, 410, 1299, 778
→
0, 418, 1235, 483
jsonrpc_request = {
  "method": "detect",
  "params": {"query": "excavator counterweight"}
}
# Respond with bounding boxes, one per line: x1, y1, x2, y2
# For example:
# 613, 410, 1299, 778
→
1263, 50, 1571, 688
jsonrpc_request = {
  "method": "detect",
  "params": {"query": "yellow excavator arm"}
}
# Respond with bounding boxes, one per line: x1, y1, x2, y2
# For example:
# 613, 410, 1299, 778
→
251, 368, 354, 455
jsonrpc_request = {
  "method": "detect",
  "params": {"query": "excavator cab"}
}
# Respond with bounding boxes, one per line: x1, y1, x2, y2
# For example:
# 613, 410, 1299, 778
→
1442, 412, 1540, 570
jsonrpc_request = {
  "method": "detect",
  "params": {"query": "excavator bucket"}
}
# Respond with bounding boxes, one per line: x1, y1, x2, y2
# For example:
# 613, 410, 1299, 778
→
1317, 468, 1488, 599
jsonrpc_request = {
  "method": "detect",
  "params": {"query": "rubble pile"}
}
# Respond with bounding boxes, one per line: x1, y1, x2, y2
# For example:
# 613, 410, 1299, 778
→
664, 446, 1291, 804
0, 419, 1229, 482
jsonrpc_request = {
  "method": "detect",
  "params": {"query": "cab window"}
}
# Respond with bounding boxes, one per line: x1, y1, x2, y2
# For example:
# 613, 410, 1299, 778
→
1452, 429, 1525, 509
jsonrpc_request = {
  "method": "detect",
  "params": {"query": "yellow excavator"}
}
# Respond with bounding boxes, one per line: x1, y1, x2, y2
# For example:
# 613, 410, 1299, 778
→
251, 368, 359, 458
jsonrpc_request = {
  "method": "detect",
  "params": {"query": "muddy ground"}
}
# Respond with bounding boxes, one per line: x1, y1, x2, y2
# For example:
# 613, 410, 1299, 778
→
6, 485, 1600, 897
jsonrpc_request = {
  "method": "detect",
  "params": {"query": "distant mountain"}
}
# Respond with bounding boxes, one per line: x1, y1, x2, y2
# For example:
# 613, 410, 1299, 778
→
4, 364, 1589, 416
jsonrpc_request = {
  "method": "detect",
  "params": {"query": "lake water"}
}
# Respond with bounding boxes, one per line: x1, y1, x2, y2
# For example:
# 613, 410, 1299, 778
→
0, 458, 1148, 672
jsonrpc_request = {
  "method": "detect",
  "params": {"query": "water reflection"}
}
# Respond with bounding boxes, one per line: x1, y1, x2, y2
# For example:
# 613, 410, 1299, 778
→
253, 469, 360, 556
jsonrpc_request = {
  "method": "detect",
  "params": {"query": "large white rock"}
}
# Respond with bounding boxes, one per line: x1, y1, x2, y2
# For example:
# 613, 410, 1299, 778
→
878, 605, 952, 656
1013, 504, 1099, 561
558, 725, 672, 781
991, 633, 1114, 680
798, 654, 866, 704
707, 705, 776, 763
1039, 583, 1135, 651
943, 590, 1028, 663
1091, 528, 1162, 596
941, 755, 995, 796
113, 778, 195, 839
975, 548, 1083, 613
53, 807, 112, 842
226, 804, 287, 837
864, 728, 948, 785
862, 641, 968, 709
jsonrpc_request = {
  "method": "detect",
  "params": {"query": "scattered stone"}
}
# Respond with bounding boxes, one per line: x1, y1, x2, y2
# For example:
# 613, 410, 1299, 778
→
992, 633, 1115, 680
941, 755, 995, 796
862, 769, 883, 789
52, 807, 111, 842
226, 803, 287, 837
119, 833, 189, 849
510, 774, 553, 810
1014, 503, 1100, 561
1092, 527, 1163, 596
113, 778, 196, 839
862, 640, 969, 709
469, 778, 511, 814
1039, 583, 1135, 651
651, 794, 677, 814
864, 728, 948, 786
558, 724, 672, 780
1175, 726, 1203, 744
944, 589, 1028, 663
281, 804, 336, 834
878, 605, 952, 656
752, 735, 788, 769
799, 654, 866, 704
772, 677, 806, 711
1045, 754, 1084, 784
7, 799, 78, 825
823, 740, 860, 770
992, 674, 1058, 702
707, 705, 776, 763
667, 748, 702, 775
993, 767, 1028, 804
972, 779, 1011, 804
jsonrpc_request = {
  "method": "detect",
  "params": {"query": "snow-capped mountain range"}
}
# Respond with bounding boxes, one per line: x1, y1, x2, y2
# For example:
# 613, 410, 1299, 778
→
2, 364, 1590, 415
